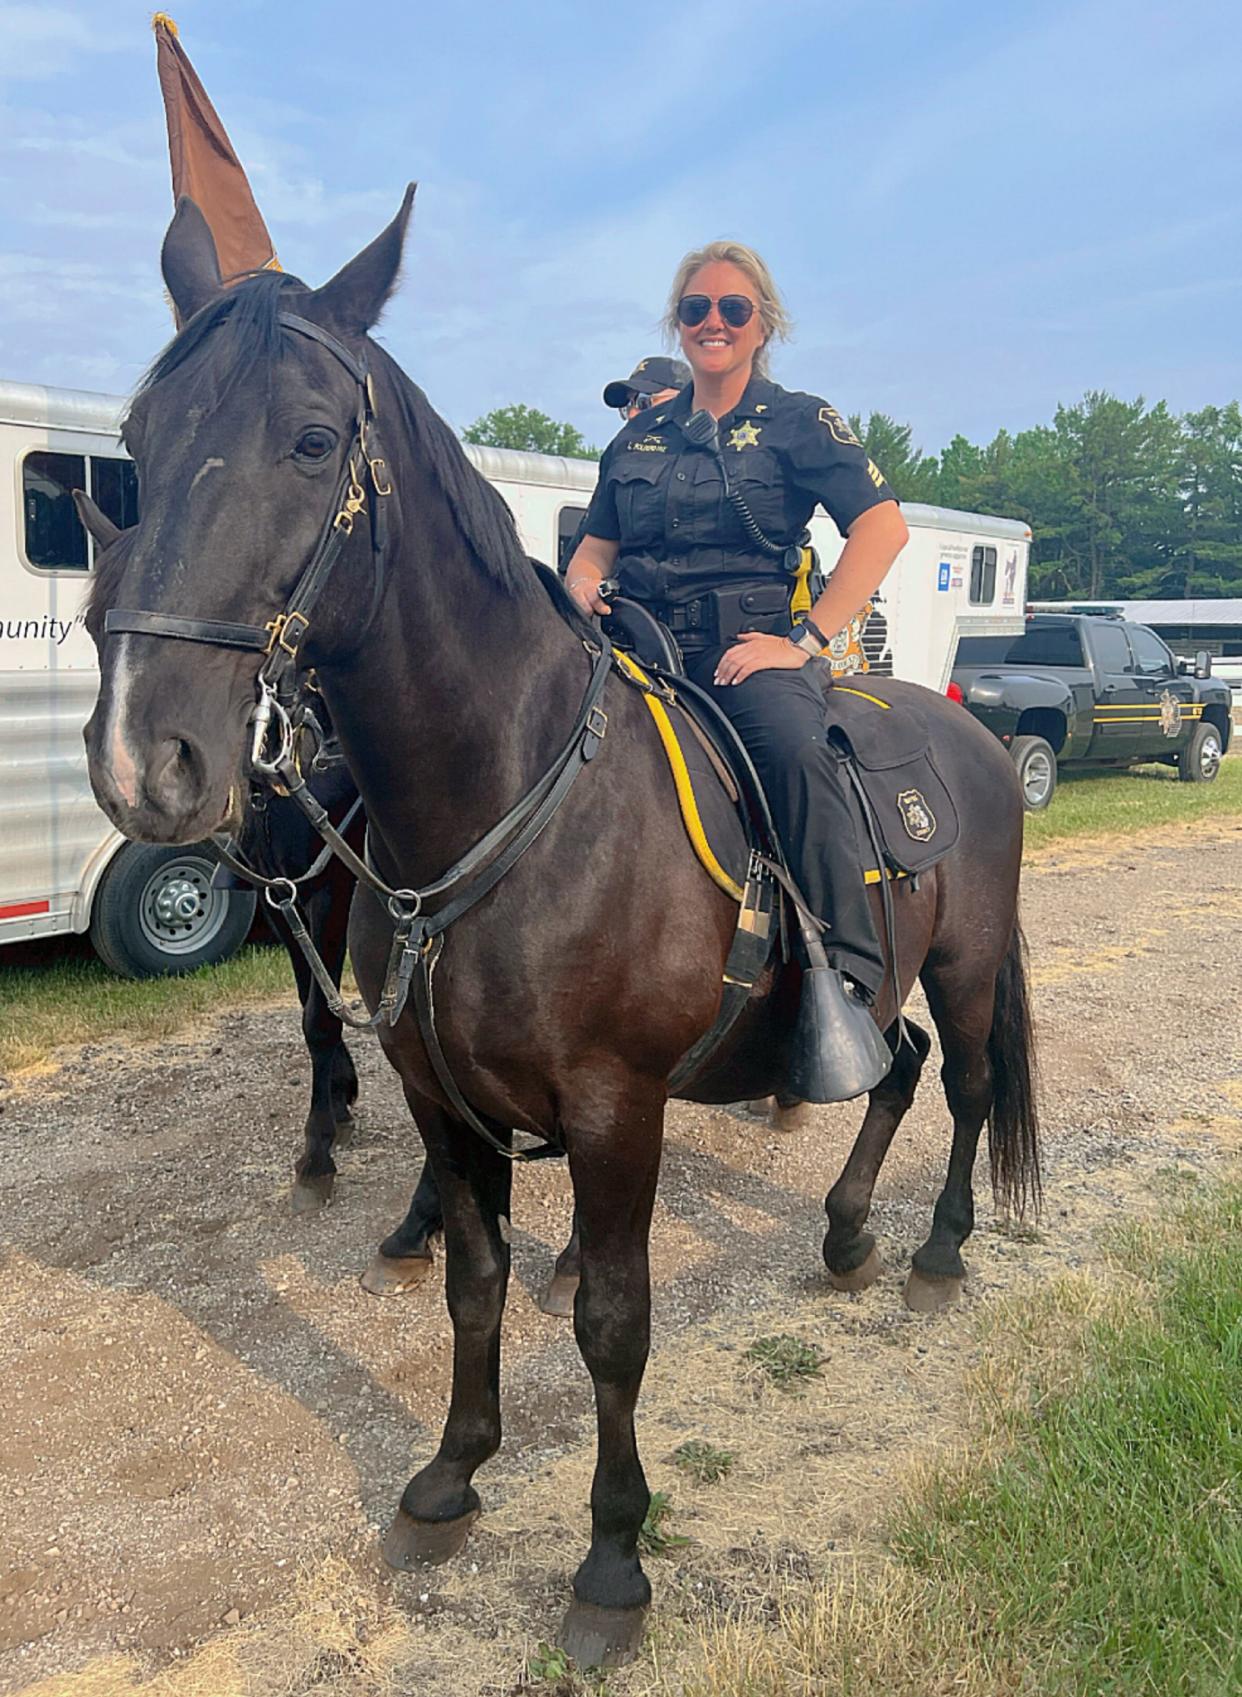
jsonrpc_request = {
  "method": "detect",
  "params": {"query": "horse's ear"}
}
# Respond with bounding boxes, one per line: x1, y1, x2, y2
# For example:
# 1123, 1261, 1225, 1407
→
161, 197, 223, 327
73, 488, 124, 551
310, 184, 416, 339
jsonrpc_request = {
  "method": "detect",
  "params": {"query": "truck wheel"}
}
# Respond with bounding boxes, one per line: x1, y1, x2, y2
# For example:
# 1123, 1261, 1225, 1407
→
1011, 735, 1057, 811
89, 843, 257, 979
1178, 722, 1223, 784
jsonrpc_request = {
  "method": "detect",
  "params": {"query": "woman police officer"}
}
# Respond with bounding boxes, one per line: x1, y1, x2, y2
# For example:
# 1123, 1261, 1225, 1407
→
564, 241, 909, 1099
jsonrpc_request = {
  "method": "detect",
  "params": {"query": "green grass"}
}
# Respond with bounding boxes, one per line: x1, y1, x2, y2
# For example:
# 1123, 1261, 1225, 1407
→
744, 1333, 825, 1389
0, 942, 294, 1077
1023, 748, 1242, 848
889, 1181, 1242, 1696
672, 1439, 737, 1483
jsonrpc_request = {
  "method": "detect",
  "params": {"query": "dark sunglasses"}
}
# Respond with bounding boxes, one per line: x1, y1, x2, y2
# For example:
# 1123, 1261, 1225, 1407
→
677, 293, 756, 329
620, 391, 658, 419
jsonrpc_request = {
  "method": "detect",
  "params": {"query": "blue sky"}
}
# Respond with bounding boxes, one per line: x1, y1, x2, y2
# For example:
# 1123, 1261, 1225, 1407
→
1, 0, 1239, 456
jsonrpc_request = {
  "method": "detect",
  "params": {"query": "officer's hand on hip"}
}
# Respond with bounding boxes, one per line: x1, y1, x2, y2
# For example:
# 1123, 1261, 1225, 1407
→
714, 630, 811, 686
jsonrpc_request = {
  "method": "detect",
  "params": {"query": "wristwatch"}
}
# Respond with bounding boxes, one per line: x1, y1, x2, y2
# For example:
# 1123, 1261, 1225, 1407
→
787, 617, 828, 657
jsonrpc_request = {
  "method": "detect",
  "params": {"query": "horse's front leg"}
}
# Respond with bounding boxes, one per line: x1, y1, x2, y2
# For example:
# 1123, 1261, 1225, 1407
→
287, 880, 355, 1212
558, 1084, 664, 1669
360, 1160, 444, 1295
383, 1095, 511, 1565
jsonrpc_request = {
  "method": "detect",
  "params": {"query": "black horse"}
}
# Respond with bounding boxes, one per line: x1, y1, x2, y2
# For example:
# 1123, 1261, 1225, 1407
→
84, 191, 1038, 1666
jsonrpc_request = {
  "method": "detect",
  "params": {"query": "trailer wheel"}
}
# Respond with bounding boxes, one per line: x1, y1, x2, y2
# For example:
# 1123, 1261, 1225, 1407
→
1177, 721, 1223, 783
89, 843, 257, 979
1011, 735, 1057, 811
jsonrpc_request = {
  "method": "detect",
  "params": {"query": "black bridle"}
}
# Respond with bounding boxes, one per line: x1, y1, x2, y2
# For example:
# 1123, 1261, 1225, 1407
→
103, 309, 612, 1161
104, 311, 393, 776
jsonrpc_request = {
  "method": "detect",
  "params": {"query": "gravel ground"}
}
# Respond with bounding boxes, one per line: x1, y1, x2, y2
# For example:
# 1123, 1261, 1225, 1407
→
0, 819, 1239, 1694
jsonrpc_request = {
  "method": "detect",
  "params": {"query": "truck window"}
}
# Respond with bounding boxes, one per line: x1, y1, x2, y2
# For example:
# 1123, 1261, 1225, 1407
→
23, 451, 88, 570
557, 505, 588, 573
1127, 625, 1173, 677
1091, 623, 1133, 674
968, 545, 997, 604
1004, 624, 1085, 667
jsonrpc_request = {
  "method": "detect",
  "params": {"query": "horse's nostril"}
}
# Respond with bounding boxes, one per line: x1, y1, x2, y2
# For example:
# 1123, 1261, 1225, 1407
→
147, 735, 206, 813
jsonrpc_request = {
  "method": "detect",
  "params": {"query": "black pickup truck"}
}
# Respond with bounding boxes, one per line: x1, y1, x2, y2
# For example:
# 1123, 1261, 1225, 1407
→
951, 613, 1233, 809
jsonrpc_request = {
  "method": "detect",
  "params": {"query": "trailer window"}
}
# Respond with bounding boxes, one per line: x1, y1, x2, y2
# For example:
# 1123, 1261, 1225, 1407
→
557, 505, 588, 572
23, 451, 89, 570
968, 545, 997, 604
91, 456, 139, 534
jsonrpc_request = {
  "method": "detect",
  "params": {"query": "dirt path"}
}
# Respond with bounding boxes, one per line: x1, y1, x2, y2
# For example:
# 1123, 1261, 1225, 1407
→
1, 824, 1239, 1694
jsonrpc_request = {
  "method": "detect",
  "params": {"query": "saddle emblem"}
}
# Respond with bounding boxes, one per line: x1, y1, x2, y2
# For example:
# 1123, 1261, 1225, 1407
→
1159, 689, 1183, 738
897, 787, 937, 842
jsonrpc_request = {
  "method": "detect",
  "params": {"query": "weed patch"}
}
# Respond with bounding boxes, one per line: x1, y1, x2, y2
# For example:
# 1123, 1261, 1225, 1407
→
743, 1334, 824, 1389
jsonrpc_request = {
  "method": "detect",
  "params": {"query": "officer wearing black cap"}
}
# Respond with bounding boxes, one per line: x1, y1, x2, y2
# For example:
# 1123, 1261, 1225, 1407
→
565, 241, 910, 1100
603, 356, 691, 422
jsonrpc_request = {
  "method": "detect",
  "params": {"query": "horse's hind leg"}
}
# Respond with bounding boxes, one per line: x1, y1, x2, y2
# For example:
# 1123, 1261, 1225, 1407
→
558, 1085, 664, 1668
384, 1097, 510, 1567
360, 1161, 444, 1296
904, 974, 993, 1313
823, 1021, 931, 1291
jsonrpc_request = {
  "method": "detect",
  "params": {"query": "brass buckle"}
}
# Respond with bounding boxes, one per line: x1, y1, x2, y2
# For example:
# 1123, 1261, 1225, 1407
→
334, 457, 367, 532
369, 455, 393, 497
278, 611, 310, 656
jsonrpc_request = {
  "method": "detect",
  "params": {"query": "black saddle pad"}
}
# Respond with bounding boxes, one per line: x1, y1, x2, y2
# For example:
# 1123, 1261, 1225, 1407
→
824, 681, 959, 874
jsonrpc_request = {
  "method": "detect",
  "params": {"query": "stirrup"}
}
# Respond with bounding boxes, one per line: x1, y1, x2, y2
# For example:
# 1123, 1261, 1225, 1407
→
787, 965, 893, 1103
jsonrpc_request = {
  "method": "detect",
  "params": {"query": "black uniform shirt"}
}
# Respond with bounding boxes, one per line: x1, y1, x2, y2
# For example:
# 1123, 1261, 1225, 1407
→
581, 374, 898, 601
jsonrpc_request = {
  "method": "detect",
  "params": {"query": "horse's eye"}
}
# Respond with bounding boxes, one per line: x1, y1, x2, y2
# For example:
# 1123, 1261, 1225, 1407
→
295, 428, 336, 461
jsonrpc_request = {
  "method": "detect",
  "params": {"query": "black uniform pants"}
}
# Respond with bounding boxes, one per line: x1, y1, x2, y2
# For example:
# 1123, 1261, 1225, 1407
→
686, 646, 886, 998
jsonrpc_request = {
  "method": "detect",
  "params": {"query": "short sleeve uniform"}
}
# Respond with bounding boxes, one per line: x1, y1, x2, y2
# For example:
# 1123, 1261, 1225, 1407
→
581, 375, 897, 604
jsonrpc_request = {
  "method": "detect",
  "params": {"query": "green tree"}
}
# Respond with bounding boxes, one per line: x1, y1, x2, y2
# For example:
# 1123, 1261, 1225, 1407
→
1167, 403, 1242, 597
847, 411, 941, 502
462, 404, 598, 460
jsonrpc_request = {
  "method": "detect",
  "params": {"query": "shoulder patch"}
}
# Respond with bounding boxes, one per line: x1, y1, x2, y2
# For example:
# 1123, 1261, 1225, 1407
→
818, 405, 862, 447
866, 459, 886, 488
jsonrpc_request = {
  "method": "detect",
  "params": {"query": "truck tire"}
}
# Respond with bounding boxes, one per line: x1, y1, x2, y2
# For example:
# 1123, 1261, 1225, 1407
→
1178, 721, 1223, 784
1011, 735, 1057, 811
89, 842, 257, 979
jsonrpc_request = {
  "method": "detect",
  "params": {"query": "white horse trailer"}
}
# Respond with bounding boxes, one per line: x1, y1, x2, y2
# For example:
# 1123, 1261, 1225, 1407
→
0, 379, 1029, 975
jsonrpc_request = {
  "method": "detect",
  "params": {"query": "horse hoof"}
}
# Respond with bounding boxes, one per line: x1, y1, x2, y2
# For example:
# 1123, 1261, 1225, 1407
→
826, 1244, 883, 1293
903, 1269, 964, 1313
382, 1505, 478, 1570
360, 1252, 434, 1297
558, 1599, 648, 1669
743, 1097, 775, 1118
770, 1098, 813, 1133
290, 1173, 334, 1214
539, 1269, 579, 1318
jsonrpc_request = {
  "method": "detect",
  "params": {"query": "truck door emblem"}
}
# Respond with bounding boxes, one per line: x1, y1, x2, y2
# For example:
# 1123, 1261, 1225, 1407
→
897, 788, 937, 841
1158, 690, 1183, 738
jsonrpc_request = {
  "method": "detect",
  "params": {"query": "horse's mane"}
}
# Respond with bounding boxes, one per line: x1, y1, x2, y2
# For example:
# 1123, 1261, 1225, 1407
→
370, 345, 538, 600
129, 271, 539, 602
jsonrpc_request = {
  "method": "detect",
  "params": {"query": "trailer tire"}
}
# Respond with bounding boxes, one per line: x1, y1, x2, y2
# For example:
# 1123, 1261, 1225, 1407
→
1011, 735, 1057, 811
1177, 721, 1223, 784
89, 842, 257, 979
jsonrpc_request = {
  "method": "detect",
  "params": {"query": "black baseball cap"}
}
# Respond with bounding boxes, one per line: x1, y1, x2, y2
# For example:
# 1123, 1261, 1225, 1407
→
603, 356, 691, 409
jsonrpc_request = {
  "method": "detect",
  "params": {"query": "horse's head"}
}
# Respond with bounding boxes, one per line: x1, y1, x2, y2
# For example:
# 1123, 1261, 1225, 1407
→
85, 187, 415, 844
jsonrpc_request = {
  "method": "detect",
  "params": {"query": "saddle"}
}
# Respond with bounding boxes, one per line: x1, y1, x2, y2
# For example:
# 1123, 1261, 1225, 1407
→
603, 598, 958, 892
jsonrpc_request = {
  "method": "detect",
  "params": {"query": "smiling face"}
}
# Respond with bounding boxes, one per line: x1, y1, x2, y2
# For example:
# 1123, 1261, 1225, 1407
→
677, 259, 766, 389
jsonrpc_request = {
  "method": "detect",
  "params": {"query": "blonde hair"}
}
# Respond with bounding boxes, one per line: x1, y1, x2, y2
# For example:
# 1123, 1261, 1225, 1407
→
664, 241, 792, 378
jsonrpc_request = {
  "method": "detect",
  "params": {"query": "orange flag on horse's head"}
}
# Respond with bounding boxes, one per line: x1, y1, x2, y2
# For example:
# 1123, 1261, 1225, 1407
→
152, 12, 279, 306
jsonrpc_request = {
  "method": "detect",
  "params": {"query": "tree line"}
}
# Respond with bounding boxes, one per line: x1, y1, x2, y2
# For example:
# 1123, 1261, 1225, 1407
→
851, 394, 1242, 602
464, 392, 1242, 603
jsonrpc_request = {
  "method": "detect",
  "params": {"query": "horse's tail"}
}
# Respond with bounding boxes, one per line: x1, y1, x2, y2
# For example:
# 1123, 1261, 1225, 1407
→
987, 915, 1041, 1219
